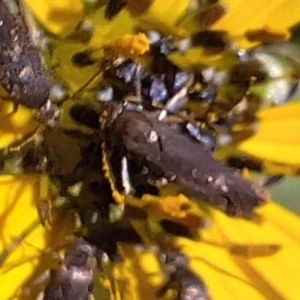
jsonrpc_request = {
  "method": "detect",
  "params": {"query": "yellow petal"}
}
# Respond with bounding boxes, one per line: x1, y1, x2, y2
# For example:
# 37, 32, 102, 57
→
238, 103, 300, 166
0, 100, 37, 148
113, 245, 164, 300
89, 9, 137, 50
2, 1, 300, 299
137, 0, 190, 36
22, 0, 85, 36
176, 202, 300, 299
0, 175, 47, 299
213, 0, 300, 37
109, 202, 300, 300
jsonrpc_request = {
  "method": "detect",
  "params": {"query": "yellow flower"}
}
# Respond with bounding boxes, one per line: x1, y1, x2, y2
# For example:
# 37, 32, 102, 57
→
1, 0, 300, 299
238, 102, 300, 173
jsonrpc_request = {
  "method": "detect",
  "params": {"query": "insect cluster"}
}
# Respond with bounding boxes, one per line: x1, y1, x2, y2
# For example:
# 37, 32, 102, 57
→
0, 0, 299, 299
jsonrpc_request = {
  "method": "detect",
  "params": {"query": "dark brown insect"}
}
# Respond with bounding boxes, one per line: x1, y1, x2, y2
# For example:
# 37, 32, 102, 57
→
101, 104, 269, 218
0, 0, 53, 108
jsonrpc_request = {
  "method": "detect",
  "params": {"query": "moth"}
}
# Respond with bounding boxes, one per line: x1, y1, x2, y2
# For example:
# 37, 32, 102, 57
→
101, 103, 269, 218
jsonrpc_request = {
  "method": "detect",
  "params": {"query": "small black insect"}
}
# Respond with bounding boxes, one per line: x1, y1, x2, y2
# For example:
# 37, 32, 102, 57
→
191, 30, 229, 53
71, 50, 96, 68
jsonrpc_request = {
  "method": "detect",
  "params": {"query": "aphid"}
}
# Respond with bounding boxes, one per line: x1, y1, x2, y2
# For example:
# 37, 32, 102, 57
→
157, 249, 210, 300
0, 0, 54, 109
40, 239, 98, 300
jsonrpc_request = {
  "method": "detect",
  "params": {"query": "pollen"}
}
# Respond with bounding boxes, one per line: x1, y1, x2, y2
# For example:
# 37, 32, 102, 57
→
103, 33, 150, 59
